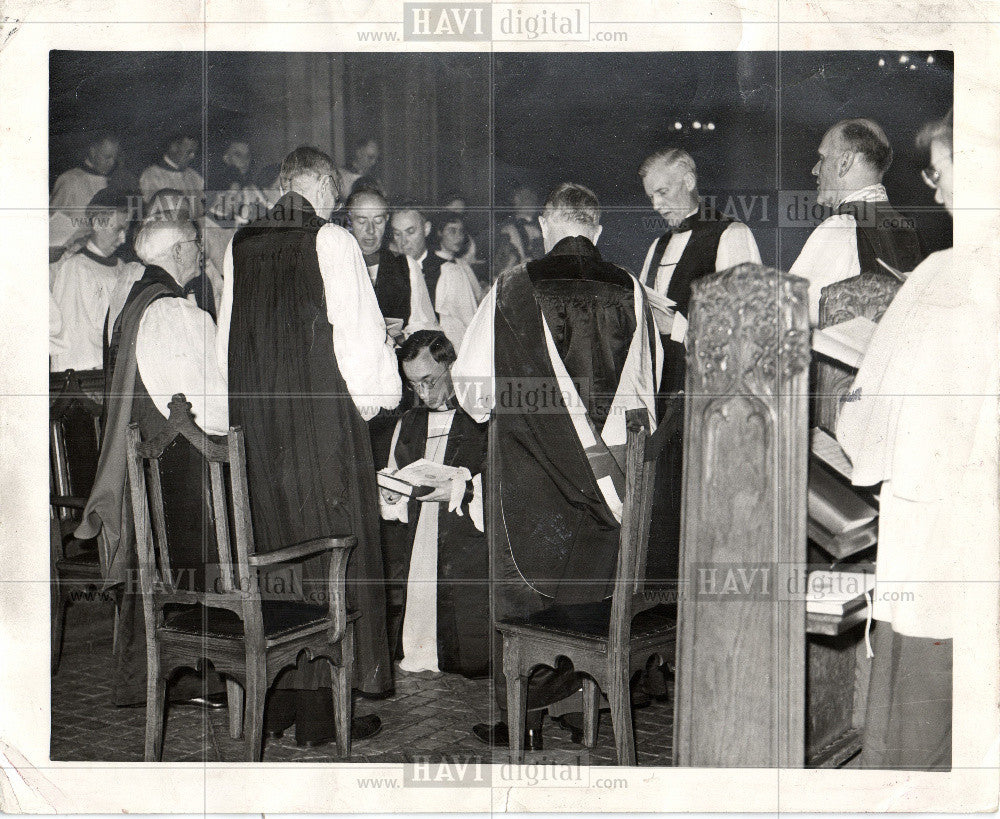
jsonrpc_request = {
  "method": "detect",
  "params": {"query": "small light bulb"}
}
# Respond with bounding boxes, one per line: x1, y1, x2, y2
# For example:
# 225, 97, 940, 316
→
692, 121, 701, 129
674, 121, 683, 130
909, 63, 917, 70
878, 58, 886, 67
927, 55, 934, 64
706, 122, 715, 130
899, 54, 909, 64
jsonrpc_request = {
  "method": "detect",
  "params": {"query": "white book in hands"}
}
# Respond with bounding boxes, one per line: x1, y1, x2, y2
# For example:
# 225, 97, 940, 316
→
812, 316, 878, 370
641, 284, 676, 336
377, 458, 466, 499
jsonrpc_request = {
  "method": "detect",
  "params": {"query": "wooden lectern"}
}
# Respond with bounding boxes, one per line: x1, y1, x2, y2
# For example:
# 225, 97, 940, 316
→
673, 264, 812, 767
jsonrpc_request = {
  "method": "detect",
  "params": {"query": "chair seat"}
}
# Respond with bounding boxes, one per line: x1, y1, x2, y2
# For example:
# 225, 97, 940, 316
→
162, 600, 336, 641
500, 600, 676, 640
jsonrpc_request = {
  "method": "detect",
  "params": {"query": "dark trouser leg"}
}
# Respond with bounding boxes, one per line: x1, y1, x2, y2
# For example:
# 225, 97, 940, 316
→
860, 622, 952, 771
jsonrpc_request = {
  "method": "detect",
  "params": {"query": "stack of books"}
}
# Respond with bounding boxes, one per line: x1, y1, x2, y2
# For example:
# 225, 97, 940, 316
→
807, 458, 878, 560
805, 569, 875, 617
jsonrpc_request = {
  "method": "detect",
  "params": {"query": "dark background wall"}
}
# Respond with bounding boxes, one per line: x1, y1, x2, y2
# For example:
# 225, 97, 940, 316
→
51, 50, 951, 273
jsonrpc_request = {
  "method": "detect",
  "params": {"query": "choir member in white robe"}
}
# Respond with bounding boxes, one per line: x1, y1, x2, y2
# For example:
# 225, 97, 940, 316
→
50, 188, 142, 371
431, 212, 484, 350
789, 119, 923, 325
139, 133, 204, 204
838, 112, 998, 770
50, 133, 120, 254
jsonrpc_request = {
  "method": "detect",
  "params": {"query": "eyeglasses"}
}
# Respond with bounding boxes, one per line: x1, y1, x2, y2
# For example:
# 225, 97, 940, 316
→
407, 368, 447, 394
921, 166, 941, 189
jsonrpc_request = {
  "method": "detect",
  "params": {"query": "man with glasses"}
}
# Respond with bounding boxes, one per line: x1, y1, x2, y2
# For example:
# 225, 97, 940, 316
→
76, 218, 229, 708
790, 118, 925, 325
217, 146, 400, 748
378, 330, 488, 679
346, 187, 438, 341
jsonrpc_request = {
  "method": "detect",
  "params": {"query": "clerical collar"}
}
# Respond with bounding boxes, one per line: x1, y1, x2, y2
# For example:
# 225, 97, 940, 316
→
435, 249, 453, 262
80, 241, 118, 268
547, 235, 600, 259
666, 206, 701, 235
80, 161, 106, 178
161, 155, 182, 171
416, 250, 428, 265
836, 184, 888, 207
430, 394, 460, 412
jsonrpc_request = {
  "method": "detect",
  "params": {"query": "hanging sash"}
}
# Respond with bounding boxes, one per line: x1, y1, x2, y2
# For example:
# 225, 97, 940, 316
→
537, 274, 659, 522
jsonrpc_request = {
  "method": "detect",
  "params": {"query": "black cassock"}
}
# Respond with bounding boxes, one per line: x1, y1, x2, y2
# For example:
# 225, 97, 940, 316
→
228, 192, 392, 695
385, 406, 489, 677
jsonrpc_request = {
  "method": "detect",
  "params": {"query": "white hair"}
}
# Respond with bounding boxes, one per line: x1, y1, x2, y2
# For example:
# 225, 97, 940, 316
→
134, 219, 196, 266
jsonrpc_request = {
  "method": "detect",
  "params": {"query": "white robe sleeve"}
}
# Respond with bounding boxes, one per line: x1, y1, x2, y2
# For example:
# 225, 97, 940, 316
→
435, 260, 482, 351
215, 238, 235, 371
788, 215, 860, 326
136, 298, 229, 436
715, 221, 762, 270
451, 280, 497, 423
403, 255, 439, 335
316, 223, 402, 419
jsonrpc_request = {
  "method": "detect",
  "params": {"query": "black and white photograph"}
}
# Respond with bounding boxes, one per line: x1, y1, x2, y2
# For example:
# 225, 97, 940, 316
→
2, 0, 999, 813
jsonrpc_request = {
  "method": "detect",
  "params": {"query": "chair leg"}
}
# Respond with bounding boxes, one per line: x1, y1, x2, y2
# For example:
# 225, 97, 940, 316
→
332, 627, 354, 758
581, 676, 601, 749
244, 661, 267, 762
111, 603, 121, 655
608, 666, 636, 766
51, 586, 66, 675
503, 638, 528, 764
226, 679, 244, 739
145, 659, 167, 761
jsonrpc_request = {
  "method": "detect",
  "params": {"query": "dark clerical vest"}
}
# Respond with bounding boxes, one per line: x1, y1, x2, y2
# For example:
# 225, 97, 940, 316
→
493, 236, 643, 603
835, 200, 925, 276
645, 205, 734, 395
391, 407, 489, 677
228, 191, 391, 694
372, 248, 411, 321
421, 252, 446, 315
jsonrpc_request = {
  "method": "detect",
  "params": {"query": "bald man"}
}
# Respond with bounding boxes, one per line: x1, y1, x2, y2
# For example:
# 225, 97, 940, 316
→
346, 188, 437, 340
791, 118, 924, 324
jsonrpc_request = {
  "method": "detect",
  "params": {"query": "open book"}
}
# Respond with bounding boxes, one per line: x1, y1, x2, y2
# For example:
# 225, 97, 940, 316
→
812, 315, 877, 369
377, 458, 466, 499
641, 283, 676, 336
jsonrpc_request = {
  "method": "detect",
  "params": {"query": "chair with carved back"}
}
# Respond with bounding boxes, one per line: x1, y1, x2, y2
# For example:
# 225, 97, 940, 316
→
125, 394, 358, 762
496, 401, 679, 765
50, 367, 121, 673
814, 272, 901, 431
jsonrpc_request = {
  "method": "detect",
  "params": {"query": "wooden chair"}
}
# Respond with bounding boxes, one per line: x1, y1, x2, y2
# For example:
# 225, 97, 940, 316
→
125, 394, 358, 762
496, 403, 678, 765
50, 368, 120, 673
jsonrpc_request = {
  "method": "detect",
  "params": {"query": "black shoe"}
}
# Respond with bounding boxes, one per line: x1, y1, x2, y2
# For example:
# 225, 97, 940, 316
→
471, 720, 543, 751
295, 714, 383, 748
552, 713, 585, 744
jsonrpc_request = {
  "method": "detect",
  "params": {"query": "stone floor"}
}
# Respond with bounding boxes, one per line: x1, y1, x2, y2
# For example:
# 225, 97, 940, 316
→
51, 597, 674, 765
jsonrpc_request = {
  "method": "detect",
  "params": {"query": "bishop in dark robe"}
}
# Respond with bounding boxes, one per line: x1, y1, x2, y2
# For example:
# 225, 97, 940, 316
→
454, 183, 661, 748
75, 218, 228, 707
216, 147, 401, 746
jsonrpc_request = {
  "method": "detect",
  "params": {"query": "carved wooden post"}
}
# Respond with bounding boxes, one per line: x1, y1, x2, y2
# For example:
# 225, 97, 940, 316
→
673, 264, 811, 767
